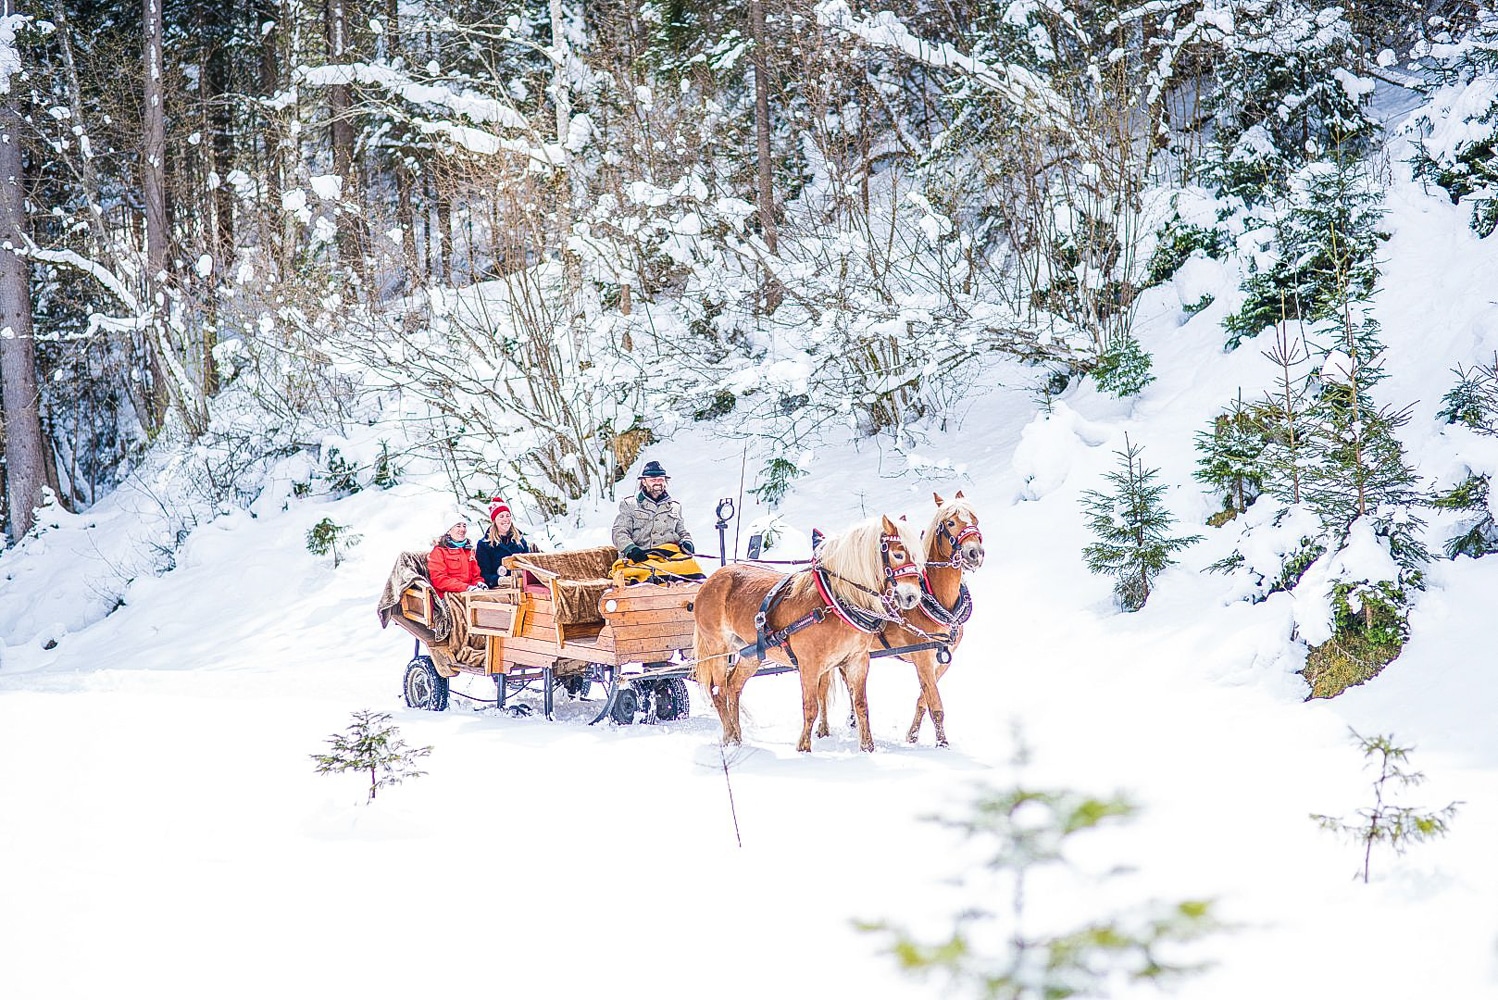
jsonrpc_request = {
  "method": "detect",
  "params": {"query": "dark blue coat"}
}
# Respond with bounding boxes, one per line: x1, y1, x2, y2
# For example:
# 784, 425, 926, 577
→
476, 531, 537, 587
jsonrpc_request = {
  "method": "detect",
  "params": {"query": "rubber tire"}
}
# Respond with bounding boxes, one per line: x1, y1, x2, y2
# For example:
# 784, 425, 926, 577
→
652, 678, 690, 722
562, 674, 592, 700
403, 656, 449, 712
610, 685, 640, 725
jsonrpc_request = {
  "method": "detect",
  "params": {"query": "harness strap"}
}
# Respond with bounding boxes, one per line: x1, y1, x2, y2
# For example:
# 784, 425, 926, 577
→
744, 573, 826, 666
813, 567, 889, 633
920, 581, 973, 628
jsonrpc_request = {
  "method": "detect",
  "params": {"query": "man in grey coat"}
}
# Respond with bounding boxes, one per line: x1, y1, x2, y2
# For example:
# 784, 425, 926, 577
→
613, 459, 695, 562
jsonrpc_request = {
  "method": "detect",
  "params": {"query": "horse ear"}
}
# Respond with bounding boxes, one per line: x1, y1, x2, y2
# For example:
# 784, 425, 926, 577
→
933, 492, 945, 506
881, 514, 898, 533
898, 514, 908, 522
955, 490, 965, 499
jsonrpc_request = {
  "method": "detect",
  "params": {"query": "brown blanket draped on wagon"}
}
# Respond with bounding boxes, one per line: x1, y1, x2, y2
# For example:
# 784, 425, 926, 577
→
503, 545, 618, 626
376, 550, 486, 676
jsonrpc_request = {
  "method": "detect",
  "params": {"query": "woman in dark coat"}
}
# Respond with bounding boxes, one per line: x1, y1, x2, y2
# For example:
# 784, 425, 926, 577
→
475, 497, 537, 587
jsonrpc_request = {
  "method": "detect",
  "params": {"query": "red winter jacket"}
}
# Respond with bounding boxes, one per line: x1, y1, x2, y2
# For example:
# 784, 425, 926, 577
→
428, 540, 482, 597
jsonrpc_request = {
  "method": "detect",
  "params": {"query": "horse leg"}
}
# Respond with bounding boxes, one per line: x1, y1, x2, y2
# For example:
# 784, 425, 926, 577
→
693, 625, 736, 744
796, 663, 825, 753
907, 650, 947, 747
843, 656, 875, 752
814, 669, 832, 739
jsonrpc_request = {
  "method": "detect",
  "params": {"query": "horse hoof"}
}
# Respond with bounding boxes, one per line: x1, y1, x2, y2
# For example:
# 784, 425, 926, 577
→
936, 739, 949, 748
906, 732, 920, 744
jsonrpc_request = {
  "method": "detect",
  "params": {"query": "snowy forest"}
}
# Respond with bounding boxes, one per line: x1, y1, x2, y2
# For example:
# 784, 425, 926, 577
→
3, 0, 1498, 692
8, 3, 1498, 997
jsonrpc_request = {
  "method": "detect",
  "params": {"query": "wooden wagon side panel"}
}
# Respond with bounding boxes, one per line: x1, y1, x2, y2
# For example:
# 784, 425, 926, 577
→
600, 583, 699, 662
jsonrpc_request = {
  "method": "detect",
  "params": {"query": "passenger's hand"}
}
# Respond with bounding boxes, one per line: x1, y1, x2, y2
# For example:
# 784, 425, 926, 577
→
624, 545, 647, 563
679, 539, 694, 555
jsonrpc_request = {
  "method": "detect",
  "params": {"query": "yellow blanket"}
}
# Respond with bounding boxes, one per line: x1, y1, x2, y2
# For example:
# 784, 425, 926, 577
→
609, 543, 707, 583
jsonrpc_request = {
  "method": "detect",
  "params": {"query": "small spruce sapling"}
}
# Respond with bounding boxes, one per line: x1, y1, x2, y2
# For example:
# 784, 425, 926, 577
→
1312, 730, 1460, 884
1082, 435, 1202, 610
306, 517, 361, 567
312, 709, 432, 804
1091, 336, 1155, 398
1194, 394, 1265, 524
861, 741, 1222, 999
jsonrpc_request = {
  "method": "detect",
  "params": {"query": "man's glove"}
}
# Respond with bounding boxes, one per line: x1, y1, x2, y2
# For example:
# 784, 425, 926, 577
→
467, 583, 488, 592
679, 539, 694, 555
624, 545, 647, 563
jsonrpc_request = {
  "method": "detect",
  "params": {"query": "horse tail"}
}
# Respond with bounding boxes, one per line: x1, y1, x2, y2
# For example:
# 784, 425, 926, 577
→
691, 622, 715, 690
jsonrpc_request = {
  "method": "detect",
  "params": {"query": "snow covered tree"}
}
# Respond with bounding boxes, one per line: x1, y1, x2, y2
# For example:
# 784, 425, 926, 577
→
311, 709, 431, 803
1081, 435, 1201, 611
1312, 730, 1460, 884
1409, 11, 1498, 236
1224, 156, 1386, 350
1254, 326, 1317, 506
1201, 0, 1377, 204
1194, 395, 1265, 524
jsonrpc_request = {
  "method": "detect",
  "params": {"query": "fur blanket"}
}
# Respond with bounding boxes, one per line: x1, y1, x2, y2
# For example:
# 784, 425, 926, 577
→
505, 545, 619, 625
376, 551, 483, 676
609, 544, 706, 584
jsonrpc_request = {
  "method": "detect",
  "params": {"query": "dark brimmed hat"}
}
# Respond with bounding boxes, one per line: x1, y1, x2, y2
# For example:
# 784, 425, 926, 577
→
640, 460, 669, 478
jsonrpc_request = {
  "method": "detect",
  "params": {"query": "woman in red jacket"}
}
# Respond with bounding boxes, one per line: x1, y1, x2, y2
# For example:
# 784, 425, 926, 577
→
428, 513, 484, 597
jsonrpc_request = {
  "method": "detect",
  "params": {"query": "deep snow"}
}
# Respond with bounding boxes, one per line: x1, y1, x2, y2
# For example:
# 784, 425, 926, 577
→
4, 141, 1498, 1000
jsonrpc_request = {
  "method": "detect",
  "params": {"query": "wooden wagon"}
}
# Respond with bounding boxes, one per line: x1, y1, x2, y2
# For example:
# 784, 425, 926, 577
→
383, 545, 701, 724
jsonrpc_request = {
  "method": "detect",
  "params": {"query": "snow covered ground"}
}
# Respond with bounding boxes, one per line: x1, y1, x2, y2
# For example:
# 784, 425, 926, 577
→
4, 151, 1498, 999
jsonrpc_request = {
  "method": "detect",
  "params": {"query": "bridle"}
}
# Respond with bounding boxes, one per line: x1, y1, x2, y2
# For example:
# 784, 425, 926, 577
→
930, 516, 983, 570
812, 529, 922, 623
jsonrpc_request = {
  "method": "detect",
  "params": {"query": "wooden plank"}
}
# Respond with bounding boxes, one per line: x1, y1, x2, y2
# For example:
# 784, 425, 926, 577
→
467, 603, 517, 637
598, 587, 701, 615
615, 634, 695, 659
608, 619, 701, 641
600, 606, 695, 627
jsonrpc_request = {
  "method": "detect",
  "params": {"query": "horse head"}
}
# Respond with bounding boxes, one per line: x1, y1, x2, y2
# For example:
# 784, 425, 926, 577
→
880, 515, 924, 612
931, 491, 985, 571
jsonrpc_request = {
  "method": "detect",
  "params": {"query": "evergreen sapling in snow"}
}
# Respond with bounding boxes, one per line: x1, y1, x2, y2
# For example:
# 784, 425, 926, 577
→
1312, 730, 1460, 884
862, 740, 1223, 999
1194, 394, 1265, 525
1081, 436, 1201, 611
311, 709, 432, 804
306, 517, 361, 568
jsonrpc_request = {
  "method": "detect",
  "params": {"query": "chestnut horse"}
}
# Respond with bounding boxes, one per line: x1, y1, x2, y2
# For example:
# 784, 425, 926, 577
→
691, 516, 923, 752
816, 493, 984, 747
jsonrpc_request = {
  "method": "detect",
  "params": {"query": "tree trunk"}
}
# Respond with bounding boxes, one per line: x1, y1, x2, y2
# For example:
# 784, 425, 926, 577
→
143, 0, 171, 432
749, 0, 780, 311
325, 0, 365, 279
0, 22, 48, 540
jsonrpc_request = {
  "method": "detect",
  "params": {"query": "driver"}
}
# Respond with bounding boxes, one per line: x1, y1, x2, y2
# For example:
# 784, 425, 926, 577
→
612, 459, 694, 563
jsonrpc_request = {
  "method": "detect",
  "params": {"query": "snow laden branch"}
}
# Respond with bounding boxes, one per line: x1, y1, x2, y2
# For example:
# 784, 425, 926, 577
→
296, 62, 567, 166
15, 244, 140, 313
814, 0, 1076, 140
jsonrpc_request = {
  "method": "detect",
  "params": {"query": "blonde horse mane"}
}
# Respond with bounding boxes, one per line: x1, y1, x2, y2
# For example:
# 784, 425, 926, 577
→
792, 516, 923, 615
926, 497, 978, 561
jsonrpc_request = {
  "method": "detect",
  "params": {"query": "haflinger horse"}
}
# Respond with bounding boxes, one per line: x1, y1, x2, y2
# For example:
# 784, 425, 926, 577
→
691, 515, 923, 753
815, 492, 984, 748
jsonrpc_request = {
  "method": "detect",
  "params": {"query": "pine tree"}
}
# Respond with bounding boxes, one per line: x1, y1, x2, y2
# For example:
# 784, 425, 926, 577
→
862, 745, 1222, 999
1194, 394, 1265, 524
1312, 730, 1460, 884
1254, 325, 1317, 505
1300, 313, 1428, 577
1224, 156, 1385, 349
1202, 0, 1377, 204
1081, 436, 1202, 611
311, 709, 432, 804
306, 517, 362, 568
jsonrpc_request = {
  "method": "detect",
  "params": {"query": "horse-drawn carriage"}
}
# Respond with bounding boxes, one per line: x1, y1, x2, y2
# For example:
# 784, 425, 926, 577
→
378, 545, 699, 725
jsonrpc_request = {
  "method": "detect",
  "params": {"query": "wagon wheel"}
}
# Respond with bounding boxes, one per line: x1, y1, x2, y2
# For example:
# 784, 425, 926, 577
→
609, 684, 640, 726
403, 656, 449, 712
650, 678, 691, 722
